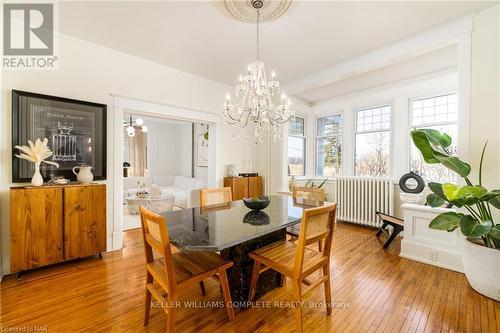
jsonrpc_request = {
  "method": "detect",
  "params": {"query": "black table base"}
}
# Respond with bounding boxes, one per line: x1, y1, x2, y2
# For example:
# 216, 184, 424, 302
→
220, 229, 285, 309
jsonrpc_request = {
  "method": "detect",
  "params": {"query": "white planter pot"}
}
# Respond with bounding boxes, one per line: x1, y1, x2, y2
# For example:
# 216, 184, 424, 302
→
462, 238, 500, 301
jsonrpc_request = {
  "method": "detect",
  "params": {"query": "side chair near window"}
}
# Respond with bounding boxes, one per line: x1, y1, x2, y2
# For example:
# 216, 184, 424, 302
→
139, 206, 235, 333
248, 203, 337, 333
200, 187, 232, 207
287, 186, 326, 251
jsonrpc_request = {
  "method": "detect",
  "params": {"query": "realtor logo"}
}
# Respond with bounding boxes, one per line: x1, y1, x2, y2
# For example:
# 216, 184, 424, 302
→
3, 2, 58, 69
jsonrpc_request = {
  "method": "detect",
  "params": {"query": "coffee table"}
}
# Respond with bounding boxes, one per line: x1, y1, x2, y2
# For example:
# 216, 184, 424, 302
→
126, 194, 175, 215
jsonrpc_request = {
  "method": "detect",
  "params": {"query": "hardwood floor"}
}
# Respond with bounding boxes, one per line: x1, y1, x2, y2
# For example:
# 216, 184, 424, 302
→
1, 222, 498, 332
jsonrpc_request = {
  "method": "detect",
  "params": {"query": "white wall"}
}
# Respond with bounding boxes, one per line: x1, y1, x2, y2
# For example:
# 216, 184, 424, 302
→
0, 33, 255, 275
469, 6, 500, 218
141, 117, 193, 182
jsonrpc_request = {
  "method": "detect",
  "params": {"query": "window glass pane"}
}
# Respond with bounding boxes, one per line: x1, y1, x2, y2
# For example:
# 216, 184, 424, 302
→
410, 124, 457, 182
316, 136, 341, 177
356, 105, 391, 132
288, 136, 305, 176
289, 116, 304, 136
355, 131, 390, 177
317, 115, 341, 137
411, 93, 457, 126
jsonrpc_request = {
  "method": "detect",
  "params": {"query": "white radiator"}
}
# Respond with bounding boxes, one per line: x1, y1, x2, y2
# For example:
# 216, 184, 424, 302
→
330, 177, 394, 227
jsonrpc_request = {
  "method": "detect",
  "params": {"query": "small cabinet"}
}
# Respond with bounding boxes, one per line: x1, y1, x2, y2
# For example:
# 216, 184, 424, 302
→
224, 176, 263, 200
10, 184, 106, 273
10, 187, 64, 272
64, 185, 107, 259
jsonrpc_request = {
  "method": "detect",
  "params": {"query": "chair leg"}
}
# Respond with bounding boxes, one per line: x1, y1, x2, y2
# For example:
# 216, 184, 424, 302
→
144, 273, 153, 326
248, 261, 261, 302
292, 279, 303, 333
218, 270, 235, 321
322, 265, 332, 315
166, 297, 177, 333
318, 239, 323, 252
199, 281, 206, 296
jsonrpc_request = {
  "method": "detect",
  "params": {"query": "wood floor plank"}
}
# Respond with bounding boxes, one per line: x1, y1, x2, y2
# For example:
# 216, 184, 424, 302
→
1, 222, 497, 332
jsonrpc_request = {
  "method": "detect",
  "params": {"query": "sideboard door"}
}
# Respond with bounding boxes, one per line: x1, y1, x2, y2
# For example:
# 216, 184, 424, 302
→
248, 176, 263, 198
10, 187, 64, 272
63, 185, 106, 259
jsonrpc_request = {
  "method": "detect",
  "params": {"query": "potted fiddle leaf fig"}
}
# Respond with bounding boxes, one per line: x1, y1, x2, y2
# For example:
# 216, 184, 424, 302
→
411, 129, 500, 301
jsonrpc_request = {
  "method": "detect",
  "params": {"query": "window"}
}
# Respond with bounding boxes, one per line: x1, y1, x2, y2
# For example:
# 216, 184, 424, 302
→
355, 105, 391, 177
288, 116, 306, 176
316, 115, 342, 176
410, 93, 458, 182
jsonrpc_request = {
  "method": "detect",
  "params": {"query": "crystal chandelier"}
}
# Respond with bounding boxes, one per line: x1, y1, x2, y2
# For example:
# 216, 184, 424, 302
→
223, 0, 294, 144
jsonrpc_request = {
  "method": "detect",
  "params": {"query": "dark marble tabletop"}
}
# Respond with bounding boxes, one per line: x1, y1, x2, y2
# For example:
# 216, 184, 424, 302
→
161, 195, 309, 251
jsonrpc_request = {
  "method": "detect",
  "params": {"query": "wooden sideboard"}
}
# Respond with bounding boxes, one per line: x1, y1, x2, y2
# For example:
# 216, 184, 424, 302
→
10, 183, 106, 273
224, 176, 263, 200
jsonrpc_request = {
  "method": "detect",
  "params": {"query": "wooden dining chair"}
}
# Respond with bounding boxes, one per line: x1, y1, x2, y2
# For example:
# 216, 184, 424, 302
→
287, 186, 326, 251
248, 203, 337, 333
139, 206, 235, 332
200, 187, 232, 207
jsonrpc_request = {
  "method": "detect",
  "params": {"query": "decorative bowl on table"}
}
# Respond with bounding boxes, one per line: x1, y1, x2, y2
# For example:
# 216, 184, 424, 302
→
243, 196, 270, 211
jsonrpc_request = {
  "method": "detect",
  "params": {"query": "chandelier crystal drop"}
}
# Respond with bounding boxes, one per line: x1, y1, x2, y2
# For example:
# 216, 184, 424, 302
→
223, 2, 294, 144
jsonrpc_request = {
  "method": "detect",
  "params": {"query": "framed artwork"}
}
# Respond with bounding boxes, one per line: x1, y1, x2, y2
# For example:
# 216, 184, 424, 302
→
12, 90, 107, 182
197, 125, 209, 167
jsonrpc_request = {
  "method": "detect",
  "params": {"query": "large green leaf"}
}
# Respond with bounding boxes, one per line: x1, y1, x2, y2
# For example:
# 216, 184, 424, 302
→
428, 182, 446, 200
435, 155, 471, 177
443, 183, 459, 200
457, 185, 487, 199
444, 184, 488, 201
426, 194, 446, 207
460, 215, 492, 238
489, 225, 500, 240
419, 129, 453, 148
410, 131, 442, 164
429, 212, 462, 231
489, 193, 500, 209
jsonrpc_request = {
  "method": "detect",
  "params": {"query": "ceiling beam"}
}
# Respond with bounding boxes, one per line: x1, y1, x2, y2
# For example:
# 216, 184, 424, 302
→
283, 15, 473, 96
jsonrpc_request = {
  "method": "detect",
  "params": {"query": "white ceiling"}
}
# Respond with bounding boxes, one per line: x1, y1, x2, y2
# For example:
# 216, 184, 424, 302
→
59, 1, 494, 87
297, 44, 458, 103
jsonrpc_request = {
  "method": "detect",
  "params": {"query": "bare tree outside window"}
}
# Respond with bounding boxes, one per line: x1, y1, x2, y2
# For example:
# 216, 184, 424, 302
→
354, 105, 391, 177
355, 132, 390, 177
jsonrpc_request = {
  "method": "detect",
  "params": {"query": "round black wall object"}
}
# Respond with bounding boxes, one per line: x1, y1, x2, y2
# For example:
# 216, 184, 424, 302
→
399, 171, 425, 194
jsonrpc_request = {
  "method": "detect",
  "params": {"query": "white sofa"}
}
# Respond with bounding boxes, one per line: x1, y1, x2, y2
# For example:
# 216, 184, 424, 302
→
123, 175, 205, 209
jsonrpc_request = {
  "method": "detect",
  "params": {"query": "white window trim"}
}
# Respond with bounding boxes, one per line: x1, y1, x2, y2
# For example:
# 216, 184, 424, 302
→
314, 113, 343, 178
288, 115, 307, 177
353, 103, 393, 177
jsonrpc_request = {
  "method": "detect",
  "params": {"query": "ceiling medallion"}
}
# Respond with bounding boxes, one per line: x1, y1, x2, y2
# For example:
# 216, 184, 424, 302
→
224, 0, 292, 23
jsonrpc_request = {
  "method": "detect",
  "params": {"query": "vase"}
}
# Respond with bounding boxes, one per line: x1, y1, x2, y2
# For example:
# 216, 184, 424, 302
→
72, 165, 94, 183
462, 238, 500, 301
31, 163, 43, 186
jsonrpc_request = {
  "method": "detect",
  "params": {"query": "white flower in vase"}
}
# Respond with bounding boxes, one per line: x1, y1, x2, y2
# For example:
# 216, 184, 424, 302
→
15, 138, 59, 186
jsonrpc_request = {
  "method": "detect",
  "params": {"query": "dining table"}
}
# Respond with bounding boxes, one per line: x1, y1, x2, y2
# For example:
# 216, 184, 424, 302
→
160, 195, 315, 308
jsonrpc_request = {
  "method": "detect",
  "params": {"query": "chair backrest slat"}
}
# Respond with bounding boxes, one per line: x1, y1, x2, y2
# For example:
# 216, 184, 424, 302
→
293, 204, 337, 278
140, 206, 176, 293
292, 186, 325, 206
200, 187, 232, 207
